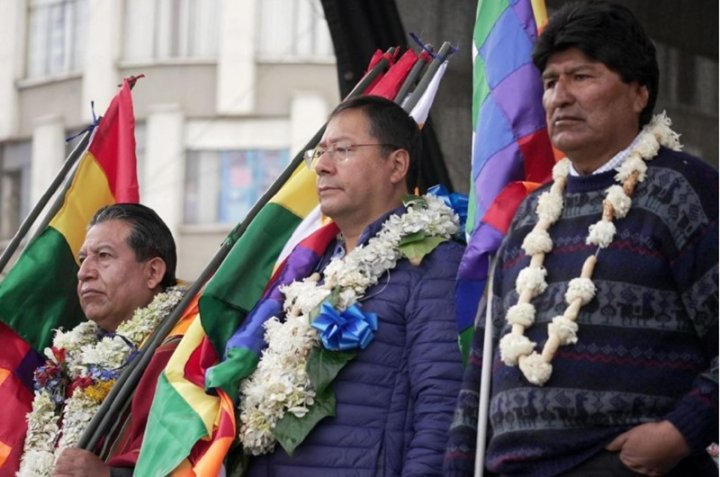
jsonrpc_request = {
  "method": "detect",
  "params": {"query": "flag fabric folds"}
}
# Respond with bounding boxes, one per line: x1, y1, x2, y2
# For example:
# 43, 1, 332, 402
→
0, 77, 139, 476
456, 0, 555, 359
136, 165, 319, 476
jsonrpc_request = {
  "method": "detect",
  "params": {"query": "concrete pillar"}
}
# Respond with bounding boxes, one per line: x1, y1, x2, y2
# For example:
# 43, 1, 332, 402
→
0, 0, 25, 139
290, 91, 329, 157
30, 115, 65, 206
82, 0, 122, 121
216, 0, 256, 114
143, 104, 185, 250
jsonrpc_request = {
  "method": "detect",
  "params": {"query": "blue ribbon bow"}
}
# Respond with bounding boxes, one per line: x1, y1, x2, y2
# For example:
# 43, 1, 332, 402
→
312, 301, 378, 351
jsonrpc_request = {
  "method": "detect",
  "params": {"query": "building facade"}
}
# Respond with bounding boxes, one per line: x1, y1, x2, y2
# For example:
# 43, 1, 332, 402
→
0, 0, 340, 280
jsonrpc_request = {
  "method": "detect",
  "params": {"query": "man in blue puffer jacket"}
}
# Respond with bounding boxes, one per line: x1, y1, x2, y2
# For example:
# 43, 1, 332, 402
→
247, 96, 465, 476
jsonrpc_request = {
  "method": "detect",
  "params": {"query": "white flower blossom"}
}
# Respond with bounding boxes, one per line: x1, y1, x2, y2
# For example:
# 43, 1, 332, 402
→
505, 303, 536, 328
650, 111, 682, 150
616, 156, 648, 183
565, 278, 596, 306
605, 185, 632, 219
522, 228, 553, 255
587, 219, 617, 248
552, 159, 570, 180
548, 316, 579, 345
519, 352, 553, 386
499, 333, 536, 366
537, 190, 564, 224
515, 266, 548, 297
633, 131, 660, 159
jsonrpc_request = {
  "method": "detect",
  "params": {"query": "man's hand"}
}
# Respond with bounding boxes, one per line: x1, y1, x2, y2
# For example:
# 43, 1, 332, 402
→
605, 420, 691, 476
52, 448, 111, 477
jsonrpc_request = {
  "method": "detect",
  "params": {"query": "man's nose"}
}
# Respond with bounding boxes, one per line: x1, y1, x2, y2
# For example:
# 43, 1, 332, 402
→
77, 258, 96, 281
314, 149, 335, 175
546, 77, 573, 108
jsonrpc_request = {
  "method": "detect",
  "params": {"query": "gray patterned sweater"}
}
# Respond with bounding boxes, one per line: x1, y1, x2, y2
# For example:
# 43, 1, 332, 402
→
444, 147, 718, 476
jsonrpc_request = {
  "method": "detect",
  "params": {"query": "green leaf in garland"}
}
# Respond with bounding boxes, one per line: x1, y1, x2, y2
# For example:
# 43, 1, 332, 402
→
399, 235, 447, 265
402, 194, 426, 209
398, 230, 427, 247
273, 347, 356, 455
307, 347, 356, 392
274, 386, 335, 456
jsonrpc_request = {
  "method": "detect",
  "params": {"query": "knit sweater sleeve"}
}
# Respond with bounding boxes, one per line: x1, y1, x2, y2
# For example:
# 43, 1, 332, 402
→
662, 156, 719, 454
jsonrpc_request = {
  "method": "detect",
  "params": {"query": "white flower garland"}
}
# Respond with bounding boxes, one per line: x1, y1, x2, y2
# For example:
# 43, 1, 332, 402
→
499, 113, 682, 385
238, 195, 458, 455
18, 285, 185, 477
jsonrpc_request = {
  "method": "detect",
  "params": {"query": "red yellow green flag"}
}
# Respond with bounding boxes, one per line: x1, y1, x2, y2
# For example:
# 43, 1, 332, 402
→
0, 77, 140, 477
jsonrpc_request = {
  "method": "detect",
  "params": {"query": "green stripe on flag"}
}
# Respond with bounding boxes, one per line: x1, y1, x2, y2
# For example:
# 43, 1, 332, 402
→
0, 227, 84, 350
472, 55, 490, 130
474, 0, 509, 47
200, 202, 303, 356
135, 373, 208, 476
459, 326, 475, 366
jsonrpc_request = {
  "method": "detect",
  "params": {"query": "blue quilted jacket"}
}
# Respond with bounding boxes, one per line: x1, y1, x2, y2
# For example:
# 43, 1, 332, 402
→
248, 211, 465, 477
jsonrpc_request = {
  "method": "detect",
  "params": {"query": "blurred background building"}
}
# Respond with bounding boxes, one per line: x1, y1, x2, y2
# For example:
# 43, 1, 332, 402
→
0, 0, 716, 280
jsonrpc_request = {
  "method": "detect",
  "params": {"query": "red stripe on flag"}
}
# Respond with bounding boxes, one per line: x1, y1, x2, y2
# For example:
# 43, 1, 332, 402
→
88, 78, 140, 202
184, 336, 219, 390
367, 49, 419, 100
483, 181, 542, 234
0, 324, 37, 477
518, 130, 555, 183
186, 390, 236, 476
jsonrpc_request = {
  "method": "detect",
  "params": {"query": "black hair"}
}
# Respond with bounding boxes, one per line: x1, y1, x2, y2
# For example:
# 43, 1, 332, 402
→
90, 203, 177, 288
532, 0, 658, 126
329, 95, 422, 191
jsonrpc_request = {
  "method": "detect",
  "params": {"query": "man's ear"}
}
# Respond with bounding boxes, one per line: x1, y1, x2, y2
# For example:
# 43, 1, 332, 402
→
634, 84, 650, 114
145, 257, 167, 290
388, 149, 410, 185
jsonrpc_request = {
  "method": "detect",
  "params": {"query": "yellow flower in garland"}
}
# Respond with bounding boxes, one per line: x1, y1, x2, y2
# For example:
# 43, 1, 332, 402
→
84, 380, 116, 403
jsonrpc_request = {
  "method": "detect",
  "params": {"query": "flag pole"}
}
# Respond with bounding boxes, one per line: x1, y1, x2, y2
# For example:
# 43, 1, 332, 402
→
401, 41, 454, 112
0, 127, 94, 276
393, 52, 430, 104
78, 52, 394, 451
474, 256, 497, 477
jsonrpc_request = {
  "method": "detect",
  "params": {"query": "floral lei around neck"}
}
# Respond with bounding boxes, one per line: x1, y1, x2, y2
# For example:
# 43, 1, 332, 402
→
238, 193, 459, 456
498, 112, 682, 386
17, 285, 185, 477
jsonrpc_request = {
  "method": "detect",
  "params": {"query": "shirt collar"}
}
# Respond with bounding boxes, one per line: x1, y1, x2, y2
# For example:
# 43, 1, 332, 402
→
568, 131, 642, 176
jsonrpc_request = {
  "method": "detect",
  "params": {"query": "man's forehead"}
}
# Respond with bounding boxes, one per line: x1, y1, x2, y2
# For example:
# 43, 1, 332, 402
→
323, 110, 371, 141
544, 48, 603, 71
81, 220, 131, 251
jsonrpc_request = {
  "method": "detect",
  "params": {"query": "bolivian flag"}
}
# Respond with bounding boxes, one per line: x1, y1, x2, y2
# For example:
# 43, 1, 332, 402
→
0, 76, 140, 476
137, 163, 319, 476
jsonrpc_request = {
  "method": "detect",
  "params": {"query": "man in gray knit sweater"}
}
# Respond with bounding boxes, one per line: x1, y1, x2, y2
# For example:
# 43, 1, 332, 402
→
444, 2, 718, 476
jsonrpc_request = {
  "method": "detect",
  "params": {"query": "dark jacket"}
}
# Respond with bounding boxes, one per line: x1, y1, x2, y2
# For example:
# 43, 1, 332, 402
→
249, 211, 465, 476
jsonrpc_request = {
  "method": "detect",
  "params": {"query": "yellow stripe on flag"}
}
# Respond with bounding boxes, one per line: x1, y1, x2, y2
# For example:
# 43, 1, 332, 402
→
165, 317, 218, 434
49, 153, 115, 259
531, 0, 548, 30
269, 165, 318, 218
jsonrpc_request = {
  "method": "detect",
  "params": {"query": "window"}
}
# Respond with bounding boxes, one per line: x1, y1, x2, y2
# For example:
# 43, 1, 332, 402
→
123, 0, 219, 61
258, 0, 334, 60
0, 142, 32, 241
26, 0, 88, 78
184, 149, 289, 225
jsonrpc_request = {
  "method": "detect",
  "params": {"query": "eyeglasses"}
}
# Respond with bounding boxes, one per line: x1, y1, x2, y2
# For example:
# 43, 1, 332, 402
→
303, 143, 397, 170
